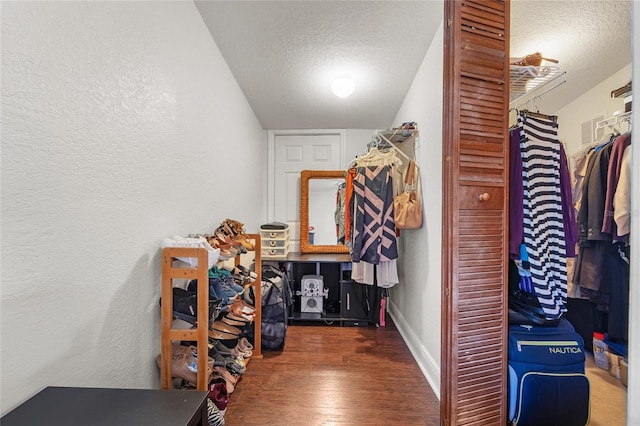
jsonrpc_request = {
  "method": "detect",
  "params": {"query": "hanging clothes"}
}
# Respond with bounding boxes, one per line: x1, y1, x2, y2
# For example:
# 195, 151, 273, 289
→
572, 129, 631, 343
612, 145, 632, 236
351, 164, 398, 264
601, 132, 631, 242
509, 127, 524, 259
517, 111, 568, 320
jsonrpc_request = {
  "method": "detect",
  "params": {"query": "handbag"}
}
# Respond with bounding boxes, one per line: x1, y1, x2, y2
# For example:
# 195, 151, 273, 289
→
393, 160, 423, 229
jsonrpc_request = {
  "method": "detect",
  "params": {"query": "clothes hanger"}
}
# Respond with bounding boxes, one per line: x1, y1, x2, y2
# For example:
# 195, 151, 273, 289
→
355, 147, 402, 168
519, 108, 558, 126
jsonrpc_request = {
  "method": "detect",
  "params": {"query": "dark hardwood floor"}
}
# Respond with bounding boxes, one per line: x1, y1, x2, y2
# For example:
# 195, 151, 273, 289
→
224, 319, 440, 425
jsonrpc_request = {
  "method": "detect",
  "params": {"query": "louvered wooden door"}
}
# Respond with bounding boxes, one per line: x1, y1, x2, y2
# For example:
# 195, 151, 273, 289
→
441, 1, 510, 425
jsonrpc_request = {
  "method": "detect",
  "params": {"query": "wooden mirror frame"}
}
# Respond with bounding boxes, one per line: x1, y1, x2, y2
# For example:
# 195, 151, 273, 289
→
299, 170, 350, 254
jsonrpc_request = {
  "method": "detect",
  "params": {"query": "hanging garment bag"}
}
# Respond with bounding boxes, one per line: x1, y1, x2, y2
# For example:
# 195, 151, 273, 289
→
508, 318, 590, 426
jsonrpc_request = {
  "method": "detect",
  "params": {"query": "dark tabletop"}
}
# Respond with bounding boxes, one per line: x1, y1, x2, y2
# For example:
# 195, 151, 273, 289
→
1, 386, 209, 426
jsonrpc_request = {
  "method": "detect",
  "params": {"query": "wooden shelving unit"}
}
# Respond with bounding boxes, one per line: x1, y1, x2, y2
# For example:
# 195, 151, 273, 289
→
160, 234, 262, 391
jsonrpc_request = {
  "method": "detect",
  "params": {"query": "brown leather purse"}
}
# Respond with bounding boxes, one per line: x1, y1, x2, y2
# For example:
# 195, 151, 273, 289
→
393, 160, 423, 229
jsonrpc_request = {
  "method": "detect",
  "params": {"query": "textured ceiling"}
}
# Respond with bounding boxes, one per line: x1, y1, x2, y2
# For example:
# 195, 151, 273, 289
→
510, 0, 632, 113
195, 1, 632, 130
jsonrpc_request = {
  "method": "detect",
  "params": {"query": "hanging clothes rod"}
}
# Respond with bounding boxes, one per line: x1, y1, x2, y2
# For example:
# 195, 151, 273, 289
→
513, 71, 567, 110
594, 111, 632, 138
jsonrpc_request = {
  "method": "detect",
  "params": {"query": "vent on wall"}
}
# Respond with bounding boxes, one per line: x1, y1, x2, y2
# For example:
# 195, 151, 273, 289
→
581, 115, 605, 146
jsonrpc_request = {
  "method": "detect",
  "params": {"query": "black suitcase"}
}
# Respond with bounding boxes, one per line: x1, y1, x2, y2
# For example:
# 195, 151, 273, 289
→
508, 318, 590, 426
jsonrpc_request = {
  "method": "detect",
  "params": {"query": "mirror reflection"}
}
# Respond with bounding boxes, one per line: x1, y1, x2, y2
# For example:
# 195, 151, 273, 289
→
308, 178, 345, 246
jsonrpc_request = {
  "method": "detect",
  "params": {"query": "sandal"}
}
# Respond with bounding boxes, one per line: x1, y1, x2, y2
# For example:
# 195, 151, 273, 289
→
510, 51, 558, 67
210, 321, 242, 336
210, 371, 235, 394
220, 315, 247, 327
208, 328, 240, 346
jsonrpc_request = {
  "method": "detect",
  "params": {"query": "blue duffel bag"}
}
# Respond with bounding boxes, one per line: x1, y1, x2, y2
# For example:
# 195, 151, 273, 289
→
508, 318, 590, 426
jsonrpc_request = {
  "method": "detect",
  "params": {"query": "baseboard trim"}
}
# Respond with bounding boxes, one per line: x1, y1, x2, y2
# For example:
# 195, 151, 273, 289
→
388, 301, 441, 400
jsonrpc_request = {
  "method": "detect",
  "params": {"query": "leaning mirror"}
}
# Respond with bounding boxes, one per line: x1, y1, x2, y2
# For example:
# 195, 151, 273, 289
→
300, 170, 350, 254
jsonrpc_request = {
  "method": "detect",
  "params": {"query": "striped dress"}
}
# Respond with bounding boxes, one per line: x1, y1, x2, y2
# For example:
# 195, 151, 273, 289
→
518, 112, 567, 319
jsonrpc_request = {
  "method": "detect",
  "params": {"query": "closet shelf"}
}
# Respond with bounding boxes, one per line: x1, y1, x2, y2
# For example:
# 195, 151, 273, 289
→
378, 128, 418, 145
594, 111, 632, 138
510, 65, 564, 105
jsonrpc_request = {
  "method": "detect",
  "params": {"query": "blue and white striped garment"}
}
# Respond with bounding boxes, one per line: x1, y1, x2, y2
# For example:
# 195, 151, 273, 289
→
518, 112, 567, 319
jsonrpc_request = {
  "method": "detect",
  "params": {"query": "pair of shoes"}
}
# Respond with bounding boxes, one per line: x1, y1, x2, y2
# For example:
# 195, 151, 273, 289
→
163, 287, 218, 326
208, 329, 240, 347
211, 337, 249, 359
187, 277, 237, 311
156, 345, 213, 387
160, 235, 220, 269
214, 231, 248, 255
225, 311, 254, 323
227, 299, 255, 321
220, 314, 246, 327
237, 337, 254, 358
206, 398, 225, 426
209, 348, 246, 375
211, 321, 242, 336
216, 219, 255, 251
210, 275, 243, 303
510, 51, 558, 67
212, 366, 240, 394
210, 268, 244, 293
186, 279, 225, 316
204, 236, 235, 261
209, 379, 229, 412
232, 264, 257, 280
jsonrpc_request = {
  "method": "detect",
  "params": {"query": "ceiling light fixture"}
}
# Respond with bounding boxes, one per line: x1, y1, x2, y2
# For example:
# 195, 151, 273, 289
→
331, 76, 355, 98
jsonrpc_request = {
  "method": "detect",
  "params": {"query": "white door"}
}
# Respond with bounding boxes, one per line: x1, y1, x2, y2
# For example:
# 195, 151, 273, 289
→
269, 131, 344, 250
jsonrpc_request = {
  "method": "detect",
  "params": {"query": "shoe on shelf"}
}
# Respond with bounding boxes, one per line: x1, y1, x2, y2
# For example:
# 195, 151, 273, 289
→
210, 276, 243, 302
156, 345, 213, 387
210, 268, 244, 293
213, 366, 240, 391
208, 379, 229, 412
206, 398, 225, 426
237, 337, 254, 357
160, 235, 220, 269
186, 279, 225, 315
227, 300, 255, 321
210, 321, 242, 336
225, 311, 254, 324
168, 288, 197, 325
230, 298, 255, 313
208, 328, 240, 346
220, 315, 246, 327
209, 339, 234, 357
209, 349, 246, 375
165, 287, 219, 325
205, 236, 234, 261
223, 219, 255, 249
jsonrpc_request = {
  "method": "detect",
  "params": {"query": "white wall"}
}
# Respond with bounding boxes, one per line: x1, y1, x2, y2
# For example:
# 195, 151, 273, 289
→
0, 1, 265, 414
553, 64, 632, 156
345, 129, 377, 162
388, 21, 444, 397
